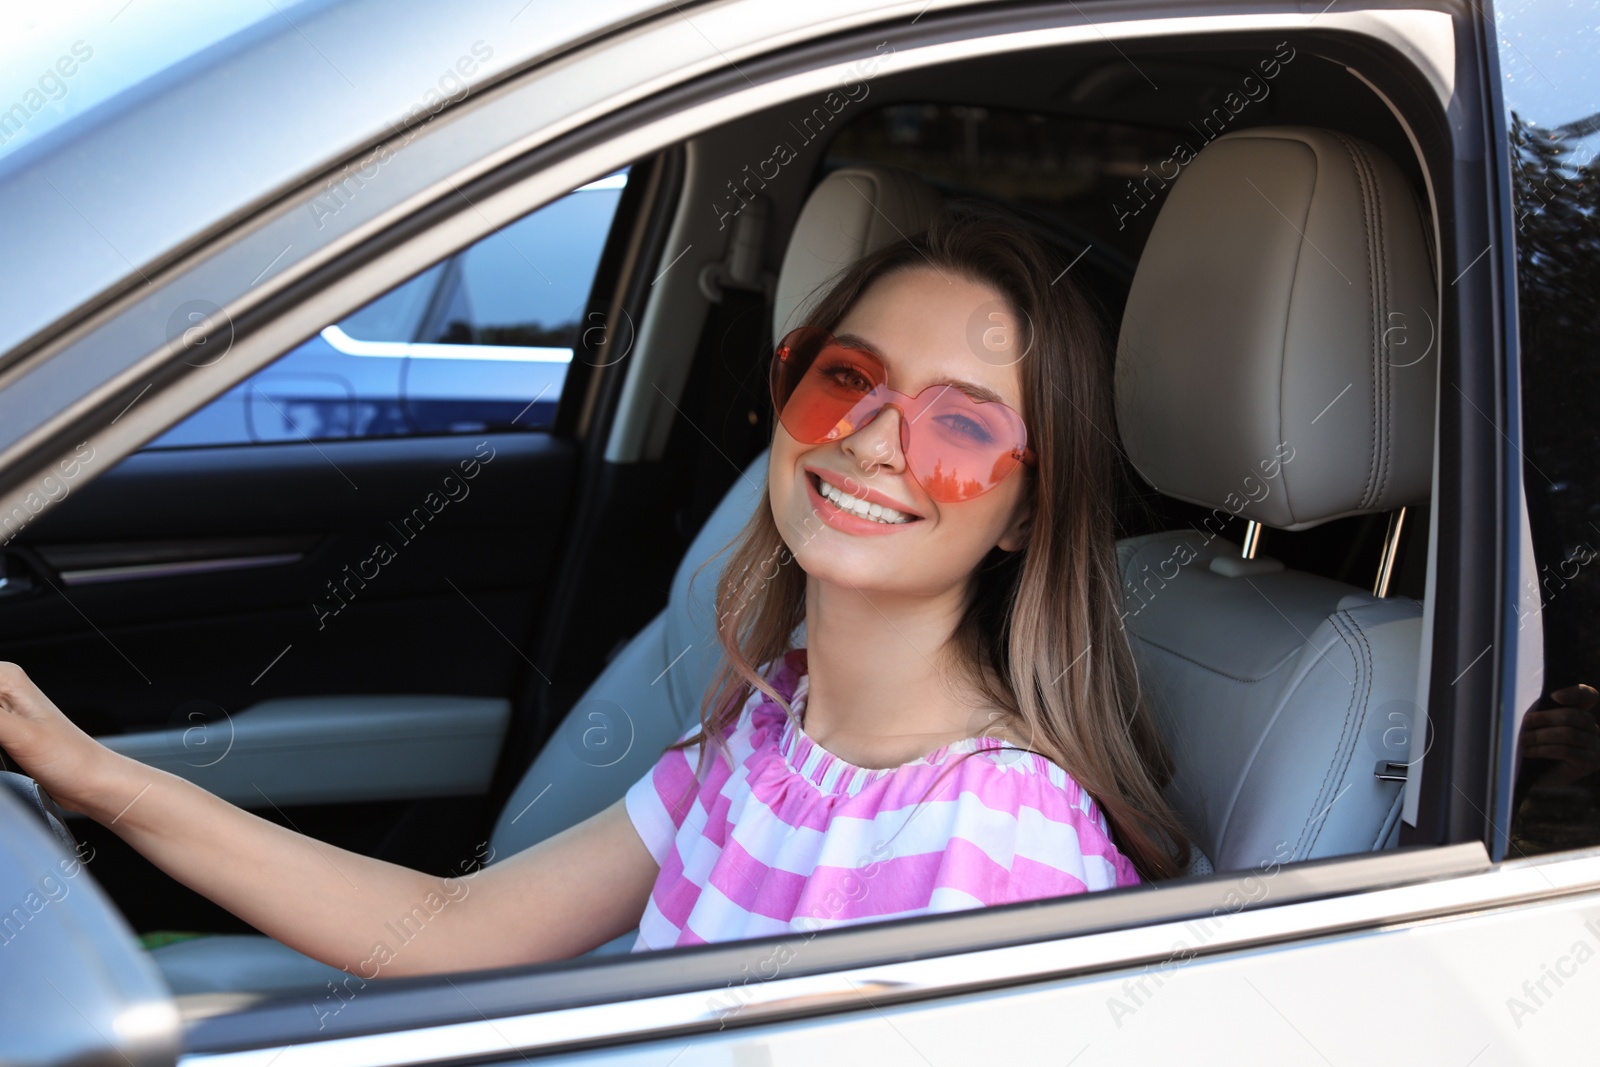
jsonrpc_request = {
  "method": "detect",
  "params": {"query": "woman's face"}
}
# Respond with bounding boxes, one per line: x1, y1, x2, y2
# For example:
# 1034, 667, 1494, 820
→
768, 267, 1034, 600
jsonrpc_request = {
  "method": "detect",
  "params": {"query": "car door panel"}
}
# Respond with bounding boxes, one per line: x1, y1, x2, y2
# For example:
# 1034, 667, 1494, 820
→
97, 694, 511, 808
174, 843, 1505, 1062
513, 858, 1600, 1066
1, 432, 570, 932
6, 432, 569, 730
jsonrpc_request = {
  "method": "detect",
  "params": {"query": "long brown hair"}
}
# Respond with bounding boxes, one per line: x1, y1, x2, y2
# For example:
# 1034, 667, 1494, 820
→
668, 203, 1192, 881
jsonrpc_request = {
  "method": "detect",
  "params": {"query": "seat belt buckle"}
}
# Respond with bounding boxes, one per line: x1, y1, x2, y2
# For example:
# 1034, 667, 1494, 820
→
1374, 760, 1410, 782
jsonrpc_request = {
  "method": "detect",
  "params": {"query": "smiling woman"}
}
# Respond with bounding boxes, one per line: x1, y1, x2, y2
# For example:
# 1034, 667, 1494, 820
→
682, 203, 1193, 907
0, 0, 1586, 1057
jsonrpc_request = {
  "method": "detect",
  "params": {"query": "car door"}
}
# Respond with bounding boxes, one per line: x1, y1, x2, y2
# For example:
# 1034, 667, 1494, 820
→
3, 1, 1594, 1064
1, 171, 644, 938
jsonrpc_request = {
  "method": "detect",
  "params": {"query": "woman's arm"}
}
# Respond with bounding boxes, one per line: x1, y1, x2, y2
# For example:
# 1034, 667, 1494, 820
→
0, 661, 659, 974
405, 796, 658, 971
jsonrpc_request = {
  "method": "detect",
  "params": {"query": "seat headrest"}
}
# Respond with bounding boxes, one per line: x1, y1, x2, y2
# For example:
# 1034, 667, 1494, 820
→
1114, 126, 1436, 531
773, 165, 943, 338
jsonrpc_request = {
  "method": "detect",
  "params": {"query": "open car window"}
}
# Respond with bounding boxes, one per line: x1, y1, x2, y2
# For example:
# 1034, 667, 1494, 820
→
142, 172, 627, 448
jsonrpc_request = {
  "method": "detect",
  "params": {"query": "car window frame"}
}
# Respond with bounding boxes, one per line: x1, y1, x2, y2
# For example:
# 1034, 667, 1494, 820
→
1401, 0, 1518, 859
0, 0, 1523, 1058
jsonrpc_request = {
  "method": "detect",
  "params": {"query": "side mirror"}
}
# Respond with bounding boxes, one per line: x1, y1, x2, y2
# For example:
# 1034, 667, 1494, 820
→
0, 786, 179, 1067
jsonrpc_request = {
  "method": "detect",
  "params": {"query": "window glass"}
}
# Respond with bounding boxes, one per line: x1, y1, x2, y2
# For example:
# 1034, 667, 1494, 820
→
828, 102, 1179, 265
142, 171, 626, 448
337, 265, 441, 343
1496, 0, 1600, 856
444, 188, 621, 345
824, 102, 1174, 406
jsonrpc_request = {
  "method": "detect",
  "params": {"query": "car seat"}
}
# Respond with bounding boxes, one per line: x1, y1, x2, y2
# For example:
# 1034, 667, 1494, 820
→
1112, 126, 1437, 874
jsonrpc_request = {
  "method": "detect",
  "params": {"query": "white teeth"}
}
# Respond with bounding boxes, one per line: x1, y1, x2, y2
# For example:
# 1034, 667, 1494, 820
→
816, 475, 912, 524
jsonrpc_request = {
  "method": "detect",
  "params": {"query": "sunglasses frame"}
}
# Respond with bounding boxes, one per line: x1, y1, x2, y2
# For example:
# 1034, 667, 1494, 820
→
769, 326, 1037, 502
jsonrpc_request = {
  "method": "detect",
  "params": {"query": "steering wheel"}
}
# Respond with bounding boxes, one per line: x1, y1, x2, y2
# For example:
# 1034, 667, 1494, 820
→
0, 770, 78, 852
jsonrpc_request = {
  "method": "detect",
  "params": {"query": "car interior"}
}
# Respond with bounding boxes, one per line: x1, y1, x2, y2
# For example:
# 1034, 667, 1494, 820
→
3, 29, 1444, 1002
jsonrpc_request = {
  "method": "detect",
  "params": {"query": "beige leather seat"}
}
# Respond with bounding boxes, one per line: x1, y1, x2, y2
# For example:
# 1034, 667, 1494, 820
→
1113, 126, 1437, 873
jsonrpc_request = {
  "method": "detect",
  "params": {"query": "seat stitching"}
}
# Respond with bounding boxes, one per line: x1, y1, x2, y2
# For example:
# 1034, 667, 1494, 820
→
1294, 613, 1365, 857
1357, 138, 1394, 505
1271, 135, 1318, 527
1333, 132, 1382, 510
1359, 140, 1390, 506
1330, 133, 1378, 507
1294, 614, 1362, 856
1131, 633, 1274, 685
1306, 611, 1375, 855
1358, 135, 1383, 509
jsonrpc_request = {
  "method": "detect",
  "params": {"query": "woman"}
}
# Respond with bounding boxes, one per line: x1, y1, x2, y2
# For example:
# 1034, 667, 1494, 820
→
0, 205, 1190, 974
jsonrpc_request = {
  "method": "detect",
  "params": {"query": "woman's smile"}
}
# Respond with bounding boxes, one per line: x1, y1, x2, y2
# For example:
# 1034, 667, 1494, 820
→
805, 466, 923, 535
806, 467, 921, 534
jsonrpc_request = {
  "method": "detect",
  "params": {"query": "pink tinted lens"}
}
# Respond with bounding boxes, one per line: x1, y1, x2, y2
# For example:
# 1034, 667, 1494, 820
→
899, 385, 1029, 501
776, 335, 887, 442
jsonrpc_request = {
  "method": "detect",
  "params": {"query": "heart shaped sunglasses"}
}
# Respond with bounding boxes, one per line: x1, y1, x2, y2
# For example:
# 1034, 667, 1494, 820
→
769, 326, 1036, 503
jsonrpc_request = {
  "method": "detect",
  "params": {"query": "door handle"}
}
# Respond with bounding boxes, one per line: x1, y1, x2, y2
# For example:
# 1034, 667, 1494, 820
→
0, 545, 50, 601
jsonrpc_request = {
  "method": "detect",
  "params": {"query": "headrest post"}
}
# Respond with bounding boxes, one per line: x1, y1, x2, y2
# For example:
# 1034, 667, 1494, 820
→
1241, 521, 1262, 560
1372, 507, 1408, 598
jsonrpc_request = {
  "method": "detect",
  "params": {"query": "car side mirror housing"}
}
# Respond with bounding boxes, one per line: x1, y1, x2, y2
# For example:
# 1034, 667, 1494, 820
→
0, 786, 179, 1067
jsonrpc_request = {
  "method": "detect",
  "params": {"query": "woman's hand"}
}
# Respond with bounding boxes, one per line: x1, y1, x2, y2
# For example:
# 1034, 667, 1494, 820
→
0, 660, 111, 814
1520, 683, 1600, 790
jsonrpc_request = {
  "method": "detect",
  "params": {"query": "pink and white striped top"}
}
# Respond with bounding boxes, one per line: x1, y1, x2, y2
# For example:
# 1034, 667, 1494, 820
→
623, 648, 1141, 952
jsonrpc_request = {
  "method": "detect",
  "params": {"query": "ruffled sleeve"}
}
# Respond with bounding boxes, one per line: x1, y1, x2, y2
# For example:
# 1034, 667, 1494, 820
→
884, 745, 1142, 913
622, 718, 705, 867
983, 750, 1143, 896
623, 658, 787, 868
